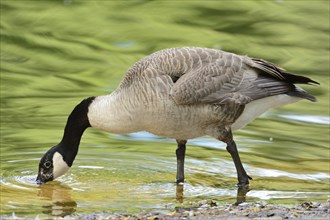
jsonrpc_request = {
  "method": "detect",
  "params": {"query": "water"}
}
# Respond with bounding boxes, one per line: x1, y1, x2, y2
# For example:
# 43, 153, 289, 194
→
1, 0, 329, 218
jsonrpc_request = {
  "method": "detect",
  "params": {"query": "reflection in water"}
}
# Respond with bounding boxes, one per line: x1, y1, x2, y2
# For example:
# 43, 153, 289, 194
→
37, 182, 77, 217
176, 184, 184, 203
235, 186, 250, 205
176, 184, 249, 205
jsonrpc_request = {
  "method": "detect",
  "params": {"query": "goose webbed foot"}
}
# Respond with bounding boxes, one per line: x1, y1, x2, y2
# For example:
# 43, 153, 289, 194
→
175, 139, 187, 184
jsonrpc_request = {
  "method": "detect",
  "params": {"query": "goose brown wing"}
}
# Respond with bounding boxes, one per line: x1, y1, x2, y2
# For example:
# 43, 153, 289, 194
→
170, 51, 295, 106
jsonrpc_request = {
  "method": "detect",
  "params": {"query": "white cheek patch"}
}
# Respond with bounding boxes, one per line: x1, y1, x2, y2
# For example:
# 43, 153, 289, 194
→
52, 152, 70, 179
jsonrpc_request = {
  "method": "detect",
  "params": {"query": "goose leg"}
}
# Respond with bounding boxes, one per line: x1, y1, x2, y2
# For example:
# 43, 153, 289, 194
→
227, 140, 252, 187
219, 129, 252, 187
176, 139, 187, 184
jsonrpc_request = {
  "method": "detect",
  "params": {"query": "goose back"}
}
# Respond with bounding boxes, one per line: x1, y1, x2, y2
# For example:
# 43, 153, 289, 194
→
118, 47, 316, 105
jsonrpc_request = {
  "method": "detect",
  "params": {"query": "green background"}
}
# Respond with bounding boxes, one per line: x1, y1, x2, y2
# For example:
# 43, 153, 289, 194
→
1, 0, 329, 218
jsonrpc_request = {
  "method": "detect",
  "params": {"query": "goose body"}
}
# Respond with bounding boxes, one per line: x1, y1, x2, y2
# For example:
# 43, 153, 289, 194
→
37, 47, 318, 186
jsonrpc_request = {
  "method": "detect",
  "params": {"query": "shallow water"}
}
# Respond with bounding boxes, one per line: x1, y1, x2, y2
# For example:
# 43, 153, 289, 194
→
1, 0, 329, 218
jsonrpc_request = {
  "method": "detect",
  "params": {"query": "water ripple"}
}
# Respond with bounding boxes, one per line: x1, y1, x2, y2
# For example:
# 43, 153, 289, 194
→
251, 167, 330, 181
278, 114, 330, 125
1, 174, 37, 191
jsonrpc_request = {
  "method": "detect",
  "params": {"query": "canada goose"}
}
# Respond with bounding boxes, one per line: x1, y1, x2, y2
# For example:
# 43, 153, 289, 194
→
36, 47, 318, 186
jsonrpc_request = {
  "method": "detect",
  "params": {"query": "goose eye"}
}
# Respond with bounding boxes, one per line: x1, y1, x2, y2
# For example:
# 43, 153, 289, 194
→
44, 161, 51, 168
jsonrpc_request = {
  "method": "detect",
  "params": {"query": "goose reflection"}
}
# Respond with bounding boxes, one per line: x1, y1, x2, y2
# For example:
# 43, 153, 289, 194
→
176, 184, 250, 205
176, 183, 184, 203
37, 182, 77, 217
235, 186, 250, 205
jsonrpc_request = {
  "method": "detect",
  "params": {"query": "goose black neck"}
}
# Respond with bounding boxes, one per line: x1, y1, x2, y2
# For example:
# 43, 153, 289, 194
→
57, 96, 95, 166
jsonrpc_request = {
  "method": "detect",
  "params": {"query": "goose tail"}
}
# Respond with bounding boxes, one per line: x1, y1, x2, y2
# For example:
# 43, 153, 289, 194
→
281, 72, 318, 102
280, 71, 319, 85
287, 86, 317, 102
251, 58, 319, 102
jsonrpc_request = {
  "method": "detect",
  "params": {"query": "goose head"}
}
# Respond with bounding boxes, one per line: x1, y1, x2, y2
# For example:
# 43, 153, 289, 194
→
36, 97, 95, 184
36, 146, 70, 184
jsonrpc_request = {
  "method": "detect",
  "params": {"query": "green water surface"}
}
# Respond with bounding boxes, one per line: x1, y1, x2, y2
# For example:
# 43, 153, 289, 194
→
1, 0, 329, 218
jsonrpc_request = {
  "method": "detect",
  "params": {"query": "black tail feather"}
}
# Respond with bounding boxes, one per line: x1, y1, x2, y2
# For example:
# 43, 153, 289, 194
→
251, 58, 319, 85
251, 58, 319, 102
281, 72, 319, 85
287, 88, 317, 102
